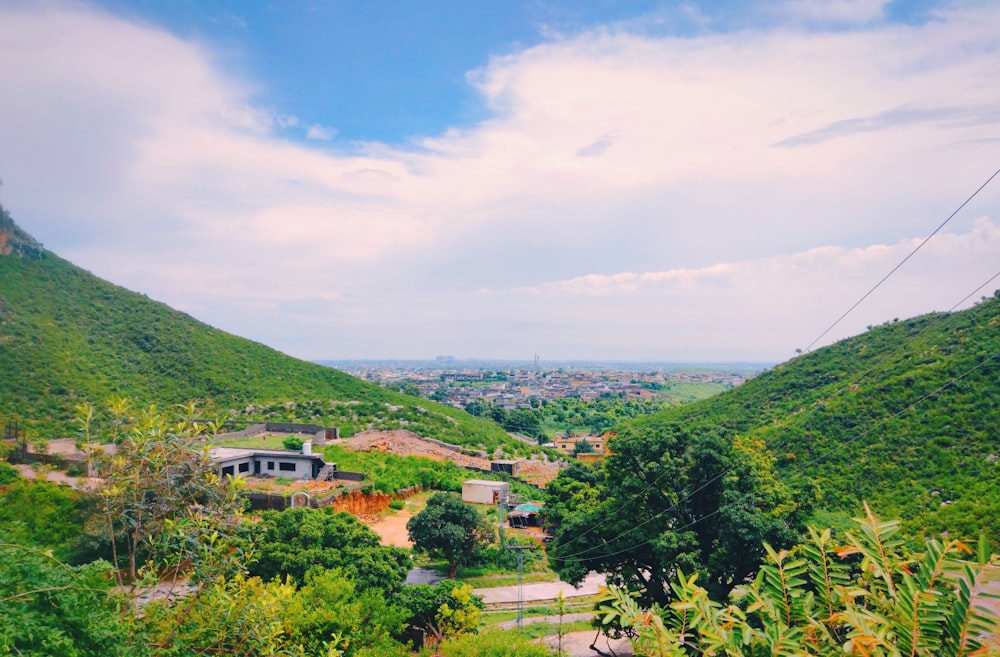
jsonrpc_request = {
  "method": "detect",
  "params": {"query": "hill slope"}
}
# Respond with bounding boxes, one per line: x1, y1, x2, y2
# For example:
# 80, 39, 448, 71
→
624, 294, 1000, 540
0, 206, 515, 452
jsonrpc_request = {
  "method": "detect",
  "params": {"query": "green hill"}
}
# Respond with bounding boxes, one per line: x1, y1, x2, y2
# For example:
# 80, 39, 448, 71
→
0, 205, 517, 453
622, 293, 1000, 541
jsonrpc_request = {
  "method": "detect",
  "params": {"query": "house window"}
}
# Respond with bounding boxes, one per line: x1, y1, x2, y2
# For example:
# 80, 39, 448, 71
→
238, 462, 249, 473
278, 462, 296, 472
222, 466, 234, 477
267, 461, 275, 470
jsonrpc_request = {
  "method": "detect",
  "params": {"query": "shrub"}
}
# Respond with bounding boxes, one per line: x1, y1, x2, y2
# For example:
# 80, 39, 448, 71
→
0, 461, 21, 485
389, 499, 405, 510
281, 436, 304, 451
65, 464, 83, 477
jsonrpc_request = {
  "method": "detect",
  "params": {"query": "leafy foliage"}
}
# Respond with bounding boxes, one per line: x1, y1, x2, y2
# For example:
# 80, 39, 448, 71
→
397, 580, 485, 651
97, 404, 227, 582
0, 545, 136, 657
433, 629, 554, 656
407, 493, 494, 578
597, 505, 1000, 657
546, 418, 805, 606
0, 479, 105, 564
0, 461, 20, 484
622, 293, 1000, 543
248, 506, 410, 591
0, 211, 522, 457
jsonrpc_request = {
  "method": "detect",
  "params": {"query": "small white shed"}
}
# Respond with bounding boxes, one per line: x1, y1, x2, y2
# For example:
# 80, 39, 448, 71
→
462, 479, 510, 505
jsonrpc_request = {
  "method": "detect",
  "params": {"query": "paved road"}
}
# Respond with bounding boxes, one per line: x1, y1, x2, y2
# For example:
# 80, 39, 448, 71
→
473, 572, 606, 604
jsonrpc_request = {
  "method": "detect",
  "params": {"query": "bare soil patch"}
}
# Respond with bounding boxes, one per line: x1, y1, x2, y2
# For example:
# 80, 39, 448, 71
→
339, 430, 491, 468
367, 510, 414, 548
336, 430, 561, 485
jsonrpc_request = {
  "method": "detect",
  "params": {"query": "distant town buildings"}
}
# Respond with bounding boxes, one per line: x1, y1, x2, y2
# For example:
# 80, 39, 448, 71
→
334, 363, 752, 411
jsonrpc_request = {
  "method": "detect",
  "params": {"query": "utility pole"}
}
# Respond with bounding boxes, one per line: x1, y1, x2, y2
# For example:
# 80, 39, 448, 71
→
498, 489, 510, 549
507, 544, 534, 631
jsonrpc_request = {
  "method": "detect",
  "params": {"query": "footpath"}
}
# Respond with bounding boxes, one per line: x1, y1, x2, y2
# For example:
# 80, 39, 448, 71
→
473, 572, 606, 604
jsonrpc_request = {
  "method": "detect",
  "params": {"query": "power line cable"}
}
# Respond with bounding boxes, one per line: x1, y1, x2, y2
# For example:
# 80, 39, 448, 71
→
547, 168, 1000, 562
554, 346, 998, 564
552, 269, 1000, 561
803, 167, 1000, 354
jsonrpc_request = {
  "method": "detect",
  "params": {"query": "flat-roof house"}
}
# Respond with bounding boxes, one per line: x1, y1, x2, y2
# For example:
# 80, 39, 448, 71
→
462, 479, 510, 505
209, 446, 332, 481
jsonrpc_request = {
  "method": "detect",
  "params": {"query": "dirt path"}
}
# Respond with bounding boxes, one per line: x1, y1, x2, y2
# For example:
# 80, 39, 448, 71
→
14, 464, 99, 490
367, 509, 414, 548
538, 630, 633, 657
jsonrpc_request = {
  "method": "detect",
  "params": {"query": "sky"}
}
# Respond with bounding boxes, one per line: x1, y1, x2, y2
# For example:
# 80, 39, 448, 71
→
1, 0, 998, 363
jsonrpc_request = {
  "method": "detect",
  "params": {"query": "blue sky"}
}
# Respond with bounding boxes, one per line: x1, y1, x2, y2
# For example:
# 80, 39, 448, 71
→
0, 0, 998, 361
88, 0, 944, 144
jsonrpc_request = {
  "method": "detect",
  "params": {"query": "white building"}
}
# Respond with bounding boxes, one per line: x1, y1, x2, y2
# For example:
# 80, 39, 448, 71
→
462, 479, 510, 505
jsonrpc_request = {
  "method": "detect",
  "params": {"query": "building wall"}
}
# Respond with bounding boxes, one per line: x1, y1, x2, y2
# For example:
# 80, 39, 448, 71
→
218, 455, 317, 480
462, 480, 510, 504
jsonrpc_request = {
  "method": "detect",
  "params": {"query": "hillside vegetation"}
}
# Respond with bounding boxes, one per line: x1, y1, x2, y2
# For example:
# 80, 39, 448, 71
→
623, 292, 1000, 541
0, 206, 516, 453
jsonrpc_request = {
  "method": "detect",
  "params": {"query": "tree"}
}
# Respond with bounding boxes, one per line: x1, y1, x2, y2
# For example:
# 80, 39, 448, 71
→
596, 505, 999, 657
546, 418, 805, 606
95, 403, 226, 584
396, 580, 484, 652
407, 493, 493, 578
0, 479, 103, 564
281, 569, 409, 657
572, 439, 595, 456
0, 544, 139, 657
249, 507, 410, 592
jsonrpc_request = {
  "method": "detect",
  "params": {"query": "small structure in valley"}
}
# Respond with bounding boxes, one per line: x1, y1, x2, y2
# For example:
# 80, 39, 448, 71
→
508, 502, 544, 528
462, 479, 509, 505
209, 444, 335, 481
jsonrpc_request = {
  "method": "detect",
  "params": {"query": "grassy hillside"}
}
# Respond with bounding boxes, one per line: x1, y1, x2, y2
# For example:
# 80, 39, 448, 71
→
0, 206, 516, 452
623, 293, 1000, 541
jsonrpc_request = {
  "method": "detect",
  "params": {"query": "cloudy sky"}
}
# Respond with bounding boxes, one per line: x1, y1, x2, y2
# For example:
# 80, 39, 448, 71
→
1, 0, 998, 363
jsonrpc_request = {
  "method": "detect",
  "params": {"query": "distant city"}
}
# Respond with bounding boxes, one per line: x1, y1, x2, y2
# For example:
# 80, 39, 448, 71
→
318, 358, 773, 410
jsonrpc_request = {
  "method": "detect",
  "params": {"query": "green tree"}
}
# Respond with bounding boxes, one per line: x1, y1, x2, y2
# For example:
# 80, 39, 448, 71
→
546, 418, 805, 606
597, 505, 999, 657
96, 403, 224, 584
141, 574, 295, 657
249, 506, 410, 591
396, 580, 484, 653
0, 461, 19, 484
407, 493, 493, 578
282, 569, 409, 657
0, 479, 103, 564
0, 544, 139, 657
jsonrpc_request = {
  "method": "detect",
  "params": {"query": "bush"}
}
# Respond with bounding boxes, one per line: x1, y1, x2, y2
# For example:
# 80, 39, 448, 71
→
65, 464, 83, 477
281, 436, 304, 451
388, 499, 405, 510
433, 629, 554, 656
0, 461, 21, 485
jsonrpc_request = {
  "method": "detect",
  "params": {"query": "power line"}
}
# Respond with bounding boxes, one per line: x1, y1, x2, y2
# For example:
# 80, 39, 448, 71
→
803, 167, 1000, 354
546, 167, 1000, 564
554, 346, 998, 565
550, 269, 1000, 562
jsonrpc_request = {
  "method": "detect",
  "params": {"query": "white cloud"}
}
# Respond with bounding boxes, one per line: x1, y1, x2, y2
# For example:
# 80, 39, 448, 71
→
769, 0, 890, 25
0, 1, 998, 360
305, 124, 336, 140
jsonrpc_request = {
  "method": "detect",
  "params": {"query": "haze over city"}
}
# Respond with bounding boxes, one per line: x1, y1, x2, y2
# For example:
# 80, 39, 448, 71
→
1, 0, 998, 362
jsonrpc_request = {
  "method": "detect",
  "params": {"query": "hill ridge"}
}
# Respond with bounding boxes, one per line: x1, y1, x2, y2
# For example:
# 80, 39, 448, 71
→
0, 206, 522, 457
